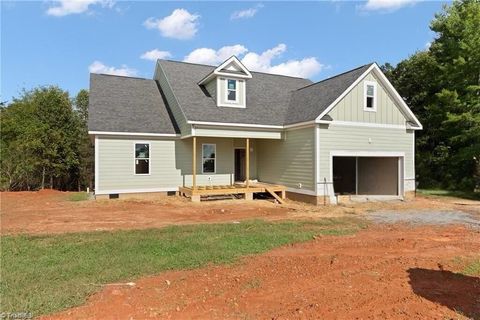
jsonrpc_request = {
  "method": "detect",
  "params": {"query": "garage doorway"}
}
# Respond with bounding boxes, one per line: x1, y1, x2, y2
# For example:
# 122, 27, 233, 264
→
333, 156, 401, 196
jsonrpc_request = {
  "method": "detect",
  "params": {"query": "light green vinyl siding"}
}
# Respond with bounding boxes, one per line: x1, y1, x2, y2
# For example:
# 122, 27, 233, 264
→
97, 136, 182, 192
204, 79, 217, 102
96, 136, 257, 193
327, 72, 407, 125
154, 62, 191, 136
317, 124, 415, 191
194, 126, 282, 139
256, 127, 315, 191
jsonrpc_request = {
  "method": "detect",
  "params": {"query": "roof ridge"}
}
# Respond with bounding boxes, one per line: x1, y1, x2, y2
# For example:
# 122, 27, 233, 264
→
159, 59, 311, 80
295, 63, 375, 92
91, 73, 149, 80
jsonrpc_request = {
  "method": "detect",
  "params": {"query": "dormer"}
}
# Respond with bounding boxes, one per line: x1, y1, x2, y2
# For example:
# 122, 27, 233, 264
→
198, 56, 252, 108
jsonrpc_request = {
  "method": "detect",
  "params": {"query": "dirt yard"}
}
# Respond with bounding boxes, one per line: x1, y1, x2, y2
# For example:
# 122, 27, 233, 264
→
1, 189, 479, 235
2, 191, 480, 319
42, 225, 480, 320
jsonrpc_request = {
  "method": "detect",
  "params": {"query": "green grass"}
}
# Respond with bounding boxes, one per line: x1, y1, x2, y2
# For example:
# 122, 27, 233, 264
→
1, 218, 363, 317
462, 259, 480, 276
417, 189, 480, 201
67, 192, 90, 201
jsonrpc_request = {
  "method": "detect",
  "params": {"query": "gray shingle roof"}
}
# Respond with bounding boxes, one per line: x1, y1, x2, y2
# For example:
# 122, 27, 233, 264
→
88, 61, 375, 134
286, 64, 372, 124
158, 60, 312, 126
88, 74, 178, 134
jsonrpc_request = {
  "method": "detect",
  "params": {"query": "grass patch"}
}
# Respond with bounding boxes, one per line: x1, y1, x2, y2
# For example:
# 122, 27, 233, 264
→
1, 218, 363, 317
417, 189, 480, 201
67, 192, 90, 201
462, 259, 480, 276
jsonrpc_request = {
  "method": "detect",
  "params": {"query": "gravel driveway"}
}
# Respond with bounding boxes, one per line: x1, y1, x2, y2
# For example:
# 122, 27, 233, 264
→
366, 210, 480, 228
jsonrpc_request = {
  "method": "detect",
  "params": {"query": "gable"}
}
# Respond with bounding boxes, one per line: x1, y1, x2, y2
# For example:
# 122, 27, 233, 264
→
326, 71, 409, 126
220, 61, 248, 75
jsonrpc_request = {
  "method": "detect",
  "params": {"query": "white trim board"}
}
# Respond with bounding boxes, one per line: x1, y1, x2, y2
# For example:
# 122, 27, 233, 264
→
94, 135, 99, 192
314, 124, 320, 194
198, 56, 252, 85
95, 187, 178, 195
284, 120, 316, 129
330, 151, 405, 157
317, 120, 407, 129
187, 120, 283, 129
89, 131, 180, 138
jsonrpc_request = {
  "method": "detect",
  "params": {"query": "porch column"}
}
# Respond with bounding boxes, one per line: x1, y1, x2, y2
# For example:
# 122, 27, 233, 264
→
192, 136, 197, 190
246, 138, 250, 188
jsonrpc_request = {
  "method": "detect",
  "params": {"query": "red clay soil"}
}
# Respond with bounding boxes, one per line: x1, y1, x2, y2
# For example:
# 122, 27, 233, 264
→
0, 190, 290, 235
43, 225, 480, 320
2, 190, 479, 236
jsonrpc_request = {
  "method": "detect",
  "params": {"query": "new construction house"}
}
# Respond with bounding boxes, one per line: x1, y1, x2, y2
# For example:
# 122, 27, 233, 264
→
88, 56, 422, 204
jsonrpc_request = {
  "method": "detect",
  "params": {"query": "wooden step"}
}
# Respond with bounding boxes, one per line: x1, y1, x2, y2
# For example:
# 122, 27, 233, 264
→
265, 187, 285, 204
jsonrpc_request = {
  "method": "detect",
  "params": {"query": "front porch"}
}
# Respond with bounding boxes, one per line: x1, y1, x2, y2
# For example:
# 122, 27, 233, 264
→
180, 136, 286, 203
179, 182, 286, 203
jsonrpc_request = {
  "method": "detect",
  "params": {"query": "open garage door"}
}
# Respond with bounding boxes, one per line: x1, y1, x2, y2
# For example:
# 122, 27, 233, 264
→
333, 156, 401, 196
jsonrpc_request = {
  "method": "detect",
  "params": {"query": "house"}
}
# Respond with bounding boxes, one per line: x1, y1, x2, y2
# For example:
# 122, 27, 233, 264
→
88, 56, 422, 204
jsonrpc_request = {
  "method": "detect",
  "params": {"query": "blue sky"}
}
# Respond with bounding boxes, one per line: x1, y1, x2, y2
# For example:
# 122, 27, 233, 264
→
2, 0, 448, 102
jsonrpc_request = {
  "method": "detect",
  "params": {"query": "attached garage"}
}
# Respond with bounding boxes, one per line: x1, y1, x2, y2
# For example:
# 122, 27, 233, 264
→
332, 153, 403, 197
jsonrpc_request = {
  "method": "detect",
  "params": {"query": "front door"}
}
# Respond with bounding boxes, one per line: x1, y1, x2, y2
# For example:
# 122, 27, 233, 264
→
234, 149, 246, 182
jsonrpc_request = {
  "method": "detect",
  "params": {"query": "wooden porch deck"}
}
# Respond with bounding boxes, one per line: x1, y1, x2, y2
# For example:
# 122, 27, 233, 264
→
179, 182, 286, 203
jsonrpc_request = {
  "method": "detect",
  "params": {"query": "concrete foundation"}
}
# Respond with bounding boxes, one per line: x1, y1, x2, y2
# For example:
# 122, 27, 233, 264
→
95, 191, 170, 200
245, 192, 253, 200
191, 195, 201, 202
404, 191, 416, 200
286, 191, 331, 205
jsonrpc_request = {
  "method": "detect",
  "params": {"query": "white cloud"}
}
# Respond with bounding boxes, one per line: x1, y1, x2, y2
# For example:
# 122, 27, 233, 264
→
140, 49, 172, 61
88, 61, 137, 76
242, 44, 323, 78
184, 43, 324, 78
46, 0, 114, 17
144, 9, 200, 40
425, 42, 431, 50
361, 0, 417, 12
231, 4, 264, 20
183, 45, 248, 65
268, 58, 324, 79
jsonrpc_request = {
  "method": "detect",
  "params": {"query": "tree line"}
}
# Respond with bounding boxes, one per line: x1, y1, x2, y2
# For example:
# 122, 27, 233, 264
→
381, 0, 480, 191
0, 88, 93, 191
0, 0, 479, 192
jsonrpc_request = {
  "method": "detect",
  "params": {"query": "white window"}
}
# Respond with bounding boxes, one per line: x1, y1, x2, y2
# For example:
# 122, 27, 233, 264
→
134, 143, 150, 175
202, 144, 216, 173
364, 81, 377, 112
226, 79, 237, 102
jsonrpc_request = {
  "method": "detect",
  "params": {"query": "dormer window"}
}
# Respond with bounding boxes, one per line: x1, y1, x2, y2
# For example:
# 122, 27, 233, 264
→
198, 56, 252, 109
227, 79, 237, 102
364, 81, 377, 112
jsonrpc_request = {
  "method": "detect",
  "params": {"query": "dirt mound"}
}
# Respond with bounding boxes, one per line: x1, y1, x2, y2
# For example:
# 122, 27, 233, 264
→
44, 225, 480, 320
